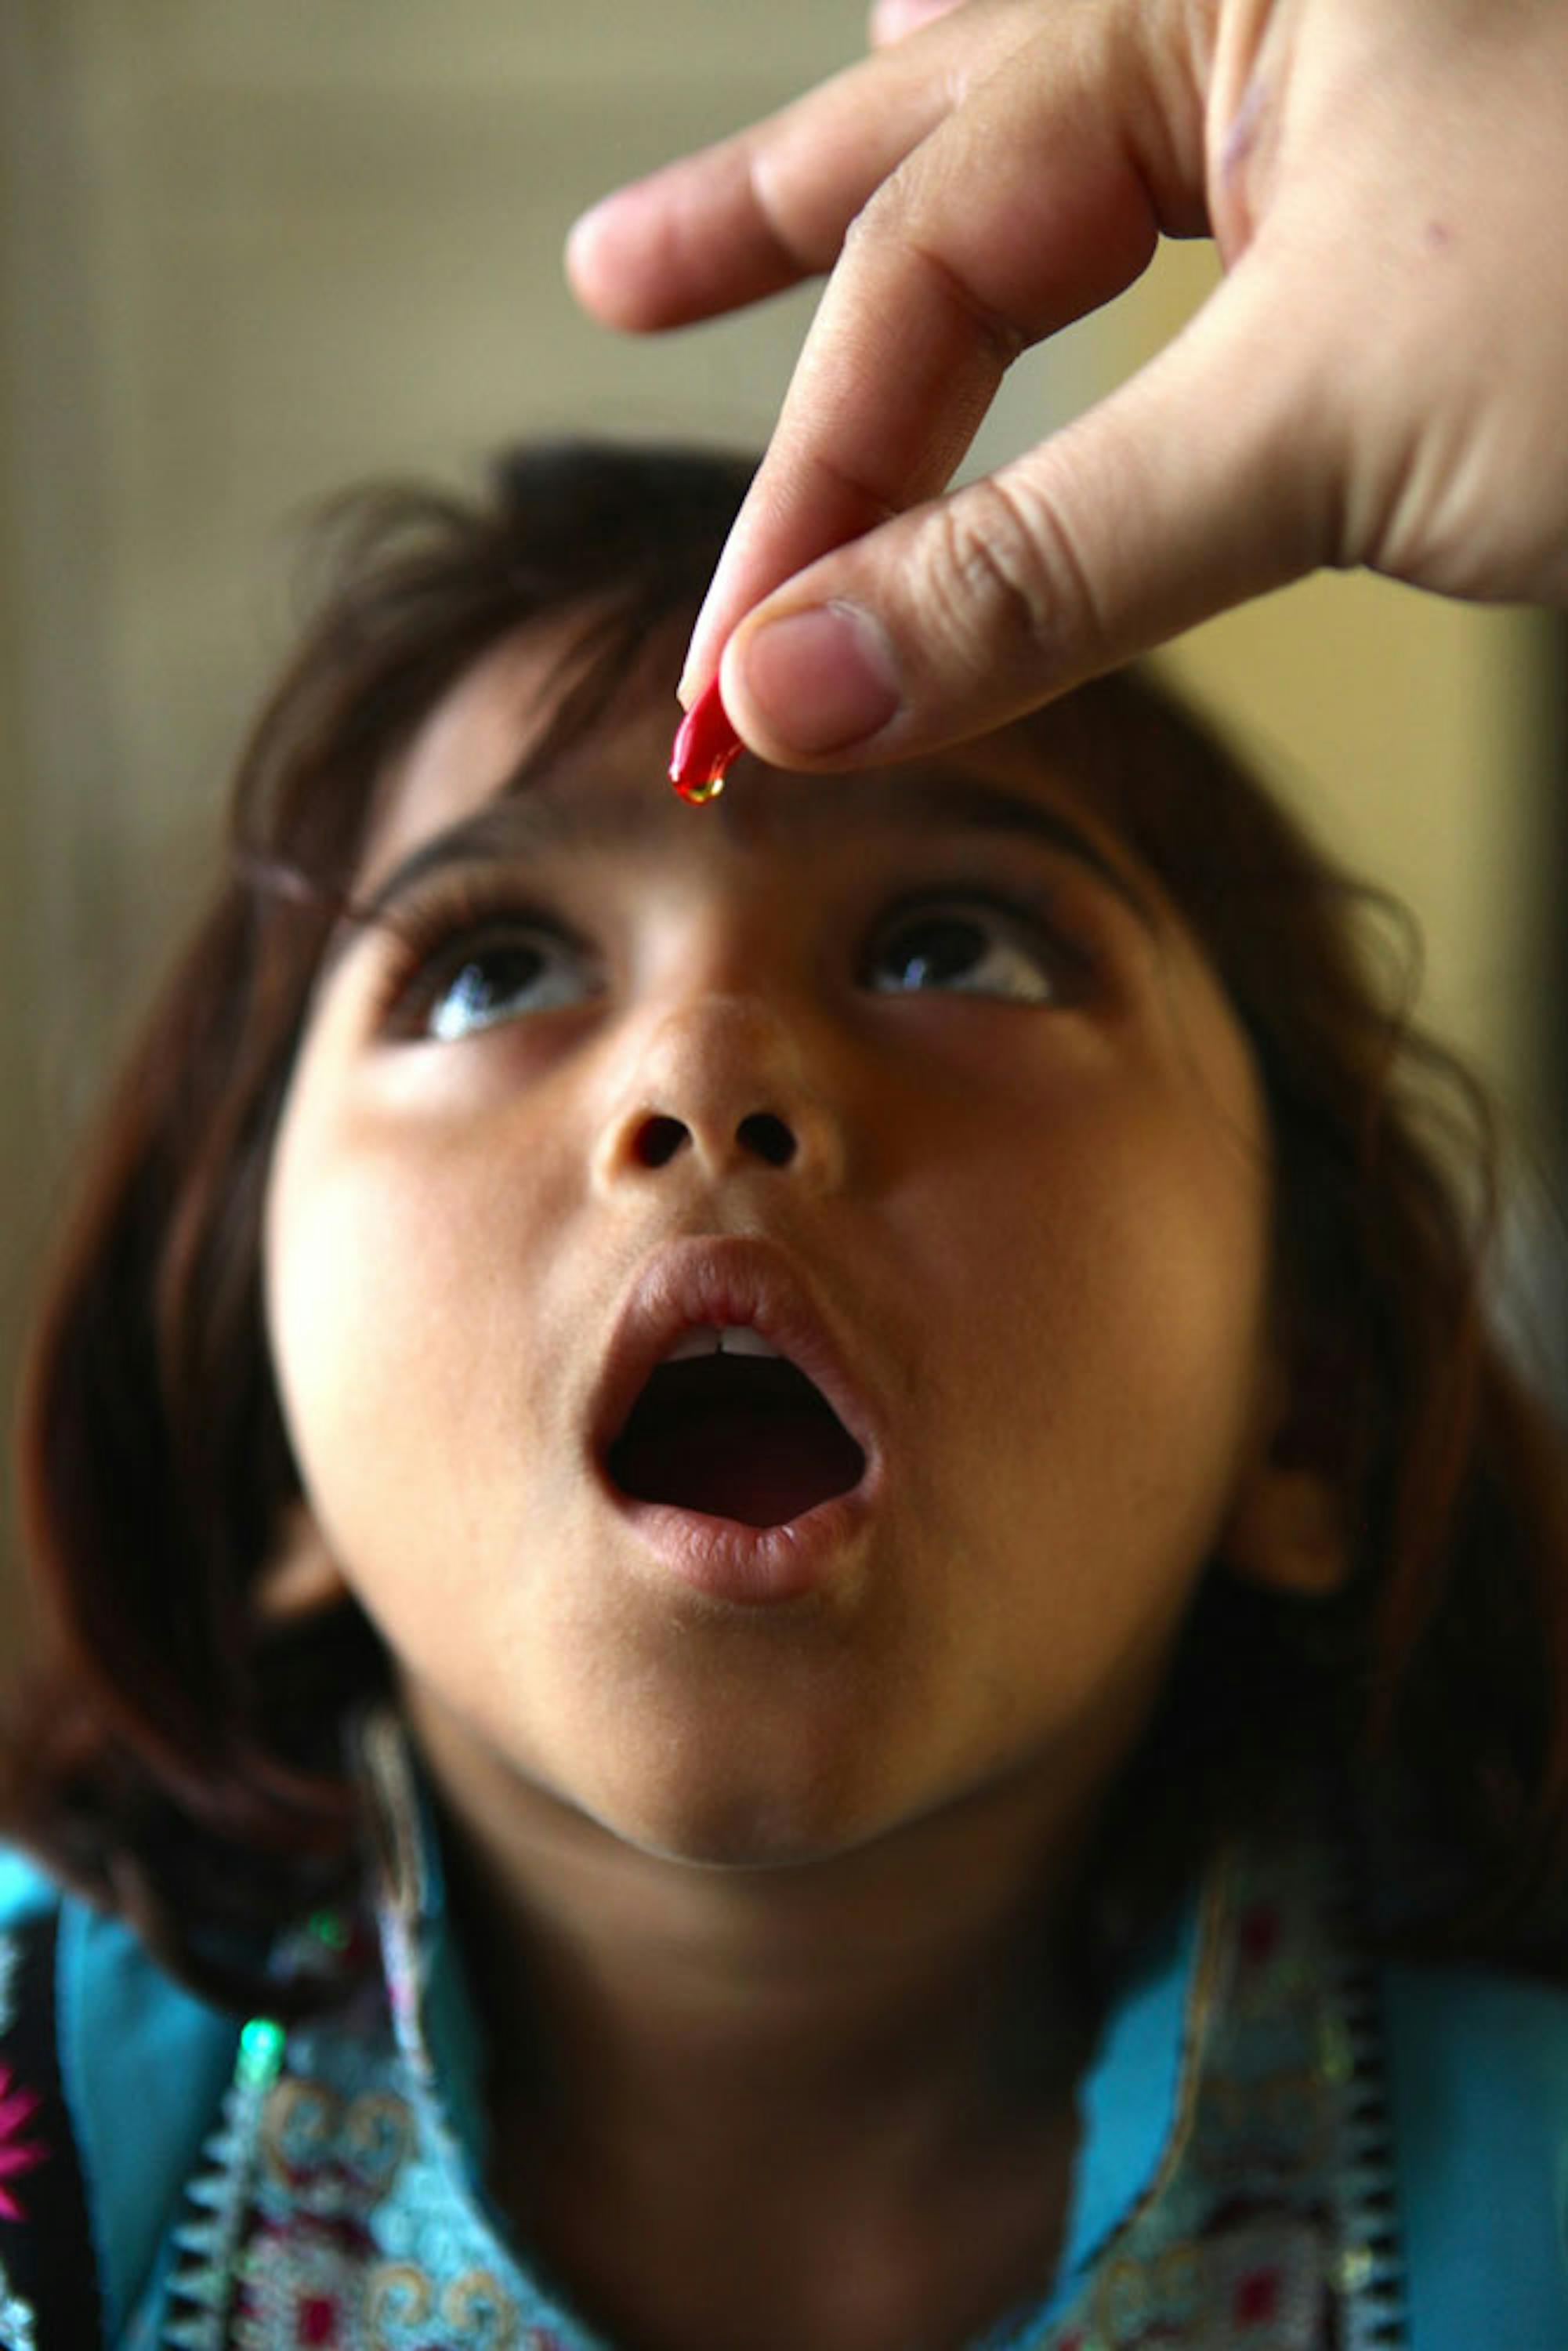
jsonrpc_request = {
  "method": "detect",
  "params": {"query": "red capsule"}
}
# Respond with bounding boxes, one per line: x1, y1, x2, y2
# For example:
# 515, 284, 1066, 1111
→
669, 676, 744, 804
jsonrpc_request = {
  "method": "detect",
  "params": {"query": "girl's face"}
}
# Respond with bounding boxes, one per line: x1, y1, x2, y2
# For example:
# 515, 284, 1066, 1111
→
264, 629, 1289, 1870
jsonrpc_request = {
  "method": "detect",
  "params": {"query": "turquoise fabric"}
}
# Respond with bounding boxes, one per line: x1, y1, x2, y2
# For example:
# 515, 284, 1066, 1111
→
0, 1870, 238, 2344
1385, 1961, 1568, 2345
56, 1900, 237, 2341
1057, 1896, 1197, 2289
4, 1844, 1568, 2346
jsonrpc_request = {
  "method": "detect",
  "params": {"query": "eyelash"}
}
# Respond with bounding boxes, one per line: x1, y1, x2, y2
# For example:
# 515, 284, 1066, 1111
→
366, 868, 1100, 1039
368, 872, 596, 1037
861, 882, 1097, 1002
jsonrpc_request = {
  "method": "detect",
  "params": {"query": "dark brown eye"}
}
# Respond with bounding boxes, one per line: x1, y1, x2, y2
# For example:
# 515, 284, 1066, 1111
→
864, 900, 1062, 1004
421, 925, 598, 1040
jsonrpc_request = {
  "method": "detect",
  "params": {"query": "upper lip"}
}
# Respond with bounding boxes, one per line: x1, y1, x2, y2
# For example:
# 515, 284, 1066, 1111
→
590, 1235, 882, 1486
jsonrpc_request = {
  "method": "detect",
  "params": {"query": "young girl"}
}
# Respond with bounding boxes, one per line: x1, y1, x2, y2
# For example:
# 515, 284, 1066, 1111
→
0, 439, 1563, 2351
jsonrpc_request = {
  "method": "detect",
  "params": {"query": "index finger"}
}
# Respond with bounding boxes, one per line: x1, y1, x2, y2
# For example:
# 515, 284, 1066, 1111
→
679, 8, 1202, 699
567, 11, 980, 334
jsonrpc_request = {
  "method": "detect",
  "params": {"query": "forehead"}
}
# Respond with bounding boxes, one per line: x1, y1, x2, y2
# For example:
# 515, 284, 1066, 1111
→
339, 627, 1269, 1147
363, 625, 1172, 920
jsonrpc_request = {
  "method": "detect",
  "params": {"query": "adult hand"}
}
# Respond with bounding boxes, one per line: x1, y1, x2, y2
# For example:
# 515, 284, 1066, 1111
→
568, 0, 1568, 770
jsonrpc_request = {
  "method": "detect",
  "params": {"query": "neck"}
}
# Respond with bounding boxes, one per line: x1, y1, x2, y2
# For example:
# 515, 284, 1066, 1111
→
412, 1711, 1097, 2153
402, 1702, 1103, 2351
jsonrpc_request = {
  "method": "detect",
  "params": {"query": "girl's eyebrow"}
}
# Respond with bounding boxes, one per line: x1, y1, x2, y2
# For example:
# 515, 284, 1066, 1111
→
842, 773, 1158, 930
356, 765, 1158, 934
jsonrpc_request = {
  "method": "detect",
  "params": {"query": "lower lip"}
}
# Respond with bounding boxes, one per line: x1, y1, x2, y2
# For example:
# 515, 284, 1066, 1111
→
607, 1483, 874, 1606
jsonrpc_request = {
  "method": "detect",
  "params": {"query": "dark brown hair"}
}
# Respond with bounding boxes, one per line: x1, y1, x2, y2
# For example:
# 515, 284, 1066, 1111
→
6, 439, 1567, 1998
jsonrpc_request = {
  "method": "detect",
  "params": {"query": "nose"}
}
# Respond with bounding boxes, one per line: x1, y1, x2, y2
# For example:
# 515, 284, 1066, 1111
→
591, 992, 849, 1197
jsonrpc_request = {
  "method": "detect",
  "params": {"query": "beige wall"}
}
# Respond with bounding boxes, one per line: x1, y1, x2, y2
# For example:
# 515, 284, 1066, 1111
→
1, 4, 1556, 1633
1087, 241, 1547, 1119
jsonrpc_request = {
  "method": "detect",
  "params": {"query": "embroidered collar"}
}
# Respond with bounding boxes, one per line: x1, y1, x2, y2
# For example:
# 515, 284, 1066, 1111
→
160, 1719, 1407, 2349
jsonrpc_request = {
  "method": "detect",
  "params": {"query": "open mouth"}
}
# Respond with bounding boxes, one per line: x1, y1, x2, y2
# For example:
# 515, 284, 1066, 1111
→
605, 1329, 868, 1529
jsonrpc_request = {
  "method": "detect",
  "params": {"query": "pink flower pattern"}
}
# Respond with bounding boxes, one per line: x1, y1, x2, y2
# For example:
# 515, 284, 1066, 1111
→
0, 2064, 46, 2224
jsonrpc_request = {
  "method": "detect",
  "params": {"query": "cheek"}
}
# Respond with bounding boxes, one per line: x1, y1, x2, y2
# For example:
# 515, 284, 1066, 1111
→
893, 1056, 1273, 1554
263, 1085, 532, 1560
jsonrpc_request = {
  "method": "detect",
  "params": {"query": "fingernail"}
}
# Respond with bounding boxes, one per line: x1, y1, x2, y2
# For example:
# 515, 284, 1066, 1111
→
737, 603, 902, 755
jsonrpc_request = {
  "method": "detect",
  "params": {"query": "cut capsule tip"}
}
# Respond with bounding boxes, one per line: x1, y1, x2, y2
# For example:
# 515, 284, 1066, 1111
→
669, 676, 744, 805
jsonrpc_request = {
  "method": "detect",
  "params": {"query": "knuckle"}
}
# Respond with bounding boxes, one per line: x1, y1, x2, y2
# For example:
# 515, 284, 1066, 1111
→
923, 475, 1099, 676
904, 237, 1027, 375
839, 176, 920, 277
842, 187, 1026, 382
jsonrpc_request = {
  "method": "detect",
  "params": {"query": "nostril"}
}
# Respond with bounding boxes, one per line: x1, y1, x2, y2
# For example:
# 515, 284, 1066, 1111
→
633, 1114, 689, 1169
738, 1112, 796, 1168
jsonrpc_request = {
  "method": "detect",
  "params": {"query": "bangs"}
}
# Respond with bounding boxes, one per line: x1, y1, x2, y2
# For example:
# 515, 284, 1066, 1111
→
230, 440, 756, 922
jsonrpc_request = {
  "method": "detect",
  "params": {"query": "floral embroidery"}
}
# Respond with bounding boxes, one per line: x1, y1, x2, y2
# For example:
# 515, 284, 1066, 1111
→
1010, 1838, 1407, 2350
0, 2070, 45, 2227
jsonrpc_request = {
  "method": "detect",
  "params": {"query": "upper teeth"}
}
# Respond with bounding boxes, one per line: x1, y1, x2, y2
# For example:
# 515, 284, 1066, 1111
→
664, 1324, 783, 1363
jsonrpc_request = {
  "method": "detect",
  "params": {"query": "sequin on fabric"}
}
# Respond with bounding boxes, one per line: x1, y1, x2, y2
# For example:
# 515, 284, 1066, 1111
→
161, 1725, 1407, 2349
0, 2255, 37, 2351
0, 1935, 19, 2040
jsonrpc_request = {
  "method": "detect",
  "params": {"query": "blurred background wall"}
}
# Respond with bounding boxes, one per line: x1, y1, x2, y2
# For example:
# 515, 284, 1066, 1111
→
2, 1, 1562, 1645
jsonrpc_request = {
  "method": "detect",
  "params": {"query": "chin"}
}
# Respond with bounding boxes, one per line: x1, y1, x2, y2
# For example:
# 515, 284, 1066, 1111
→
588, 1770, 885, 1875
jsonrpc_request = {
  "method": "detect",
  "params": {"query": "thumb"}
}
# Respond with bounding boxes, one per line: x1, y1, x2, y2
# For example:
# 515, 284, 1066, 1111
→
719, 263, 1336, 769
